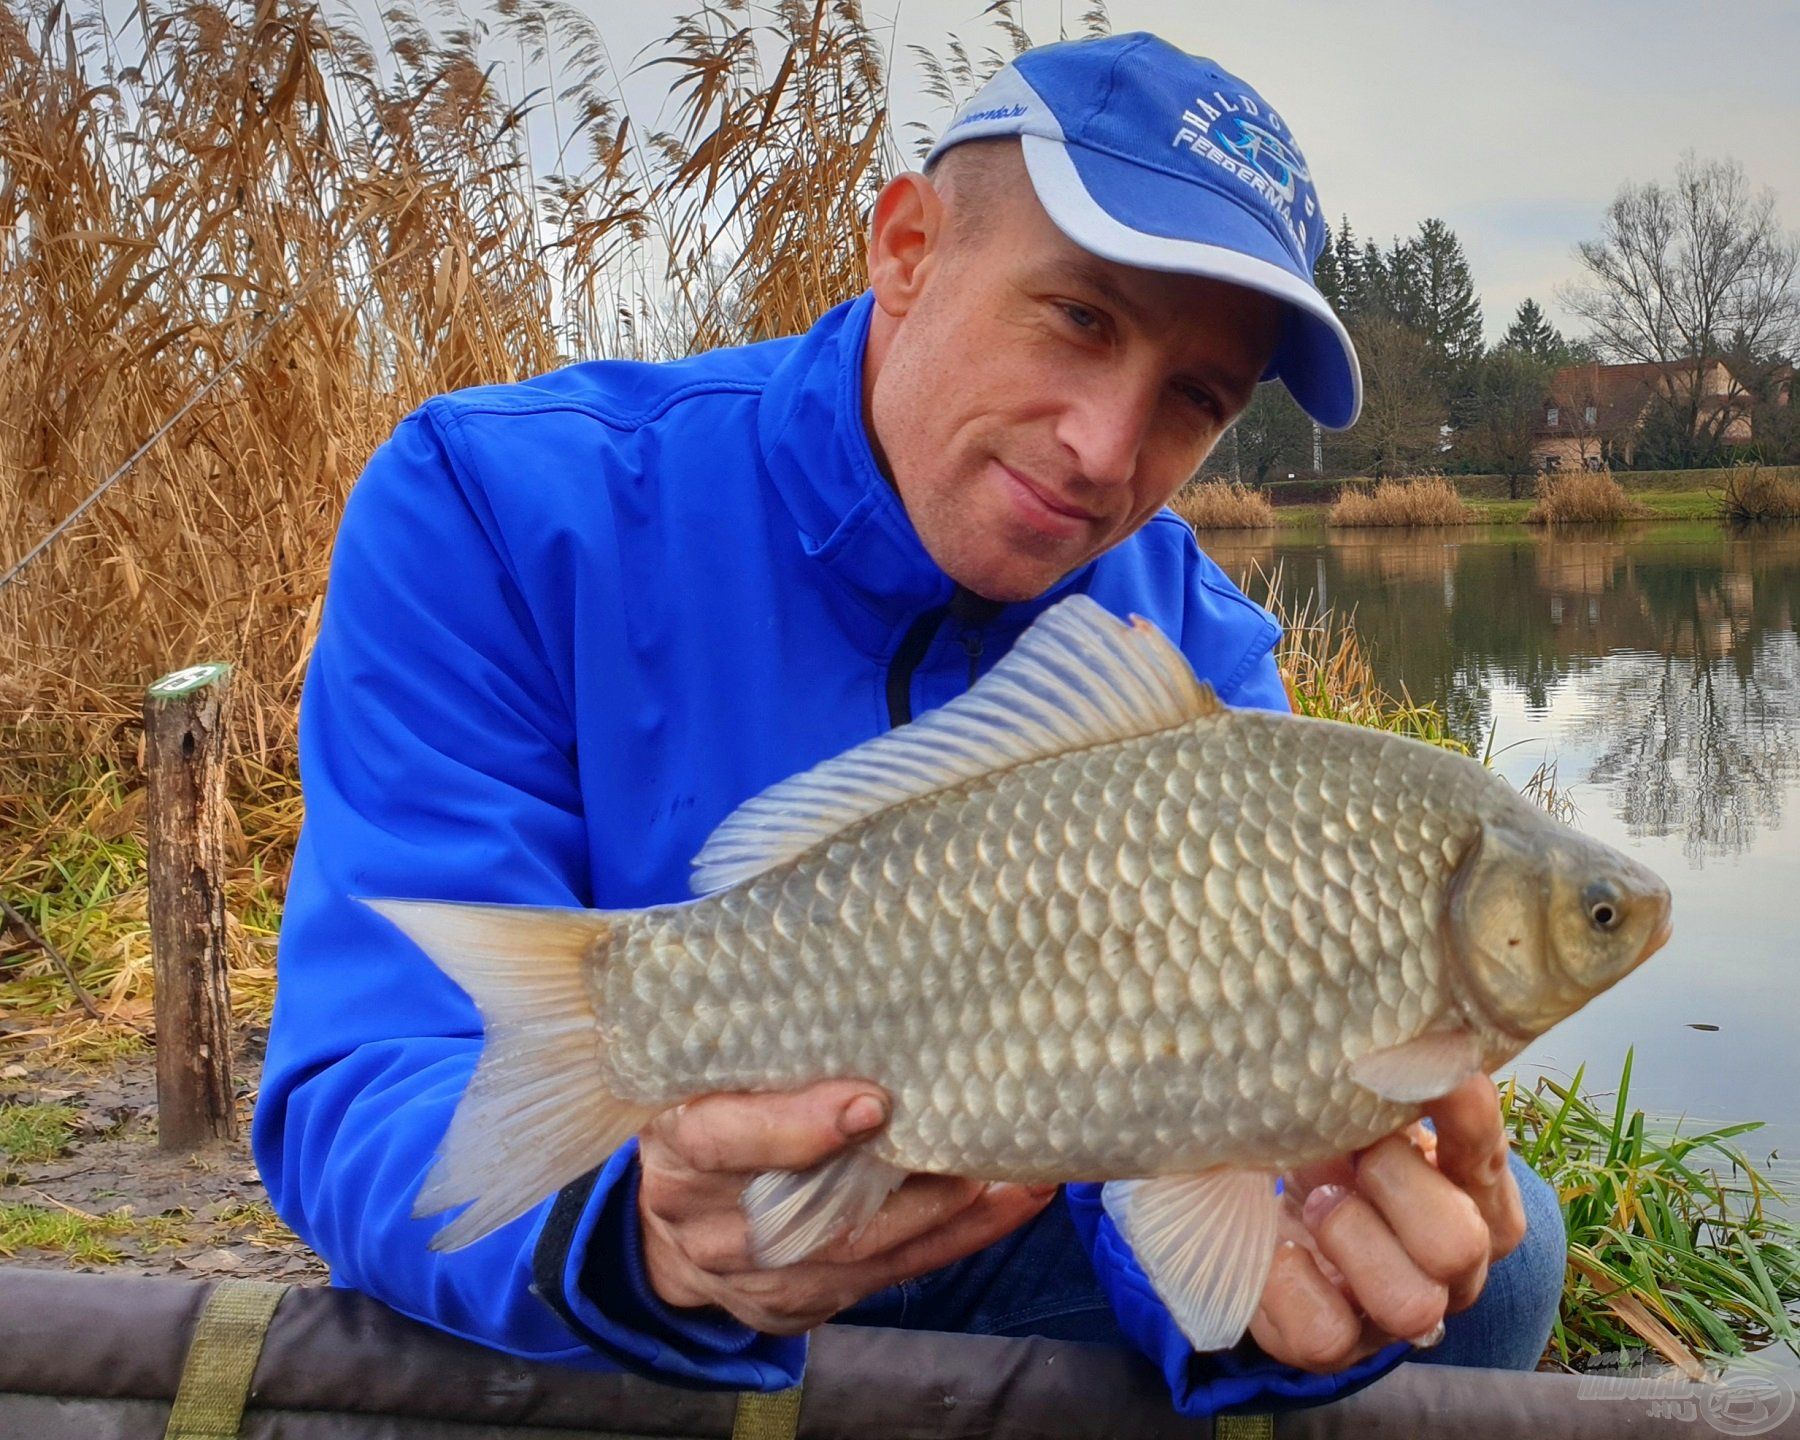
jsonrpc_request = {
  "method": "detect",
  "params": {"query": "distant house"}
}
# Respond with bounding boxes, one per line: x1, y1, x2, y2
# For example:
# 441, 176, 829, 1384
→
1531, 358, 1783, 471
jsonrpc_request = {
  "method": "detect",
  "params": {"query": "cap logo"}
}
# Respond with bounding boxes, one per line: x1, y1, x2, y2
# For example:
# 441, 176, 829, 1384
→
948, 101, 1028, 132
1172, 93, 1317, 258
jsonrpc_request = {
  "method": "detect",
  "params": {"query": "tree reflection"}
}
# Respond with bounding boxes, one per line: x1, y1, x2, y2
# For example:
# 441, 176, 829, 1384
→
1221, 522, 1800, 864
1576, 531, 1800, 863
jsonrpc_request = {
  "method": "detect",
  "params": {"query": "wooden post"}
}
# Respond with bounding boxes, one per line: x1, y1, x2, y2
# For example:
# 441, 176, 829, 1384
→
144, 662, 237, 1150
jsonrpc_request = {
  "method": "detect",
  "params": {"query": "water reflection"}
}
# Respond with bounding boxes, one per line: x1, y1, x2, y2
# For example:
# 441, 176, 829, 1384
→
1207, 523, 1800, 863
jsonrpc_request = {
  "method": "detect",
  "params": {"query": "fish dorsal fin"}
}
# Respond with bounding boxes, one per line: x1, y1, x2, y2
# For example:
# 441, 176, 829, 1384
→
692, 594, 1221, 894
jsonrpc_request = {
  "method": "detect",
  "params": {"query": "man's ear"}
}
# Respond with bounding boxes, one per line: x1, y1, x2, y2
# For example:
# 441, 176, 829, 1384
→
867, 171, 946, 319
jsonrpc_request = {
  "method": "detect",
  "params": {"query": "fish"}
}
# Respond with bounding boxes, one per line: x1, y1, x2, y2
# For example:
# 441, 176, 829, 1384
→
367, 594, 1672, 1353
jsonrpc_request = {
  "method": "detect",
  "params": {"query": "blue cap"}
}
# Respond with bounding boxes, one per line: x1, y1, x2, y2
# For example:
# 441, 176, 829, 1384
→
924, 33, 1361, 430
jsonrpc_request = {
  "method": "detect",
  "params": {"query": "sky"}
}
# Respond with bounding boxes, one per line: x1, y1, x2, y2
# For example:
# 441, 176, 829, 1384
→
587, 0, 1800, 346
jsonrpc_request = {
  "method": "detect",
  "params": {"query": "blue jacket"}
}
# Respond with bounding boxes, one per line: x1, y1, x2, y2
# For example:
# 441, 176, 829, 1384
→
254, 293, 1409, 1415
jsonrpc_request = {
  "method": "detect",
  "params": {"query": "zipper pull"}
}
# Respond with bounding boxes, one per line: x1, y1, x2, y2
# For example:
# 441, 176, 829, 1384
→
959, 628, 983, 689
945, 585, 1002, 693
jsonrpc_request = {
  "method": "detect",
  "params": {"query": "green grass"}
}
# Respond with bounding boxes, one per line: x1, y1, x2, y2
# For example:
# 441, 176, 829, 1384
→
0, 1102, 79, 1163
0, 1202, 184, 1266
1274, 488, 1728, 526
0, 756, 287, 1043
1506, 1051, 1800, 1369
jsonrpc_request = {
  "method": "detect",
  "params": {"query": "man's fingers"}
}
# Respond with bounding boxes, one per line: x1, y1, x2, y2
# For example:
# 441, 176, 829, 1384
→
1421, 1077, 1528, 1259
1301, 1184, 1449, 1344
717, 1181, 1055, 1333
1287, 1152, 1357, 1196
644, 1081, 890, 1177
802, 1173, 989, 1265
850, 1182, 1057, 1292
1251, 1239, 1373, 1372
1352, 1134, 1489, 1285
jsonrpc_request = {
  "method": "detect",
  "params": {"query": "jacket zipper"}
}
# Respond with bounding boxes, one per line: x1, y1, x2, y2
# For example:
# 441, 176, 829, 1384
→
885, 587, 1003, 727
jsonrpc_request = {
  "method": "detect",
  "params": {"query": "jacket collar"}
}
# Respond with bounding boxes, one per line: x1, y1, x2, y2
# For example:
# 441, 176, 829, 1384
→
756, 292, 1087, 653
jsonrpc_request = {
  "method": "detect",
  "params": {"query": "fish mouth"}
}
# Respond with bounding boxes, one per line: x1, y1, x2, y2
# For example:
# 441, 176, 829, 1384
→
1638, 894, 1674, 966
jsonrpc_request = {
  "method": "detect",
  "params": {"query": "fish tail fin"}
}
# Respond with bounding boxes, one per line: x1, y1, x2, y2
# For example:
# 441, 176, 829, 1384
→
362, 898, 658, 1252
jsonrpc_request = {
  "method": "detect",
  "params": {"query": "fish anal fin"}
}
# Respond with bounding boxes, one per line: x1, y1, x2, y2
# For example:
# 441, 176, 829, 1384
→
1102, 1167, 1280, 1353
1347, 1028, 1485, 1104
743, 1149, 909, 1268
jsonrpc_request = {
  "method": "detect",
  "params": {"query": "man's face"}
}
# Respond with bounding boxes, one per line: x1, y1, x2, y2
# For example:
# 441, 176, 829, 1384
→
863, 144, 1287, 603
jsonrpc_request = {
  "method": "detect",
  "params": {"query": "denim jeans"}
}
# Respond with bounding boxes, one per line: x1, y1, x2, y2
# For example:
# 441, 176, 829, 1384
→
837, 1150, 1566, 1372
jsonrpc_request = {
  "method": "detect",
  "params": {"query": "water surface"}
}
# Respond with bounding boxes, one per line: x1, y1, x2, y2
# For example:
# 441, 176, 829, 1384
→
1202, 522, 1800, 1192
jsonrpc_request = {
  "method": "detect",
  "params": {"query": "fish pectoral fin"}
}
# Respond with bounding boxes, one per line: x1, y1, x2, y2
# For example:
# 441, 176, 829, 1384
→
1101, 1167, 1280, 1353
1347, 1028, 1485, 1103
743, 1149, 909, 1268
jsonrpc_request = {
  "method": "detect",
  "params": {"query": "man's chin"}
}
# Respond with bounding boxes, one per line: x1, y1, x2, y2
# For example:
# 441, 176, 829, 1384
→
938, 544, 1086, 605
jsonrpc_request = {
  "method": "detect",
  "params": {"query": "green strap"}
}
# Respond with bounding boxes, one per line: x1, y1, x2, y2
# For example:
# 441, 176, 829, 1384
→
164, 1279, 290, 1440
732, 1384, 804, 1440
1215, 1416, 1274, 1440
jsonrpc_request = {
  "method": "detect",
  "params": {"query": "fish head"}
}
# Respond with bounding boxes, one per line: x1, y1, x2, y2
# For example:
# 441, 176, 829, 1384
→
1447, 815, 1673, 1041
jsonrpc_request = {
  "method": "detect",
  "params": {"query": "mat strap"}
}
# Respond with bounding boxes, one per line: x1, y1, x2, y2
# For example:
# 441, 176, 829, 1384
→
732, 1383, 804, 1440
164, 1278, 291, 1440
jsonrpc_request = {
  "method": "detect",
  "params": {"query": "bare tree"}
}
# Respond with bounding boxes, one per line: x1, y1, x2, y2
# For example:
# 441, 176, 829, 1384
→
1561, 154, 1800, 467
1229, 383, 1316, 485
1464, 348, 1554, 497
1331, 316, 1446, 476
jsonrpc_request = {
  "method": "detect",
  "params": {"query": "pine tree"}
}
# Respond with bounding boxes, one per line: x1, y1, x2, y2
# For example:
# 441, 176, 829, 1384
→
1384, 236, 1428, 332
1330, 217, 1364, 318
1500, 298, 1566, 362
1407, 219, 1484, 394
1360, 237, 1391, 317
1314, 222, 1343, 309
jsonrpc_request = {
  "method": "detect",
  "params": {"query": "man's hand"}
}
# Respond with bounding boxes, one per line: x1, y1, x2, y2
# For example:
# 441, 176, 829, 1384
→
1248, 1075, 1529, 1373
638, 1079, 1056, 1335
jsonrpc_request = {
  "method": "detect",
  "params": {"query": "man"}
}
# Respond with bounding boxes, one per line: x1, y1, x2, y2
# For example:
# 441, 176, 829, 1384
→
255, 33, 1565, 1417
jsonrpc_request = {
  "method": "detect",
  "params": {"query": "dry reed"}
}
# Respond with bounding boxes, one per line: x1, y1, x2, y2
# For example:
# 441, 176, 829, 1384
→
1169, 479, 1277, 530
3, 0, 1035, 785
1524, 469, 1648, 525
1718, 465, 1800, 522
1327, 476, 1475, 528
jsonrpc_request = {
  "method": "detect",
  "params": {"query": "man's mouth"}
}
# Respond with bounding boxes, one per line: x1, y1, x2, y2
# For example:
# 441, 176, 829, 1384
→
997, 462, 1099, 534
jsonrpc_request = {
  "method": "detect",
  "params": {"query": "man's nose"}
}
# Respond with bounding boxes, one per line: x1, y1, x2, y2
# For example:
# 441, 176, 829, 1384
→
1054, 375, 1157, 488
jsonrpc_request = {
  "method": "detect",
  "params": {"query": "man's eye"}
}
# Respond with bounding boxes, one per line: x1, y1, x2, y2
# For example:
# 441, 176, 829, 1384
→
1059, 302, 1100, 332
1180, 384, 1218, 415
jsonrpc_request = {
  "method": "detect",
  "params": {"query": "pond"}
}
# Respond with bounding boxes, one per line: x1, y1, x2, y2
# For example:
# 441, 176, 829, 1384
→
1201, 521, 1800, 1197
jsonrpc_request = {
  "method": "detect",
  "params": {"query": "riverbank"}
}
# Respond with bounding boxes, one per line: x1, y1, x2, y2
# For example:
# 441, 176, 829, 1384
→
1264, 487, 1724, 527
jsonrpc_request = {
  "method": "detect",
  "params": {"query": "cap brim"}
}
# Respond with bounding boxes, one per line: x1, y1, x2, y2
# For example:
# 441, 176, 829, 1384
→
1019, 134, 1362, 430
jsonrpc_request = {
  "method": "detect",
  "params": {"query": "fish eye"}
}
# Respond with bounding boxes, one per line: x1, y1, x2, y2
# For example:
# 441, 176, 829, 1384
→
1583, 880, 1623, 931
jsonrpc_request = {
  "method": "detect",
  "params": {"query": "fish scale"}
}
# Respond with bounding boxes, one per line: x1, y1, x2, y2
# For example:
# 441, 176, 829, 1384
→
597, 710, 1496, 1182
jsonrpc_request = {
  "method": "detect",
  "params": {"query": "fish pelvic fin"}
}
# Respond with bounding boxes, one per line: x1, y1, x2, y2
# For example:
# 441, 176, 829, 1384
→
362, 898, 657, 1251
743, 1149, 910, 1268
1102, 1167, 1281, 1353
692, 595, 1222, 894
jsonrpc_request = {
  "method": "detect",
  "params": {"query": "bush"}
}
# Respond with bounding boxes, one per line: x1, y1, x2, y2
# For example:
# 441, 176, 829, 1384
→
1169, 479, 1277, 530
1524, 469, 1649, 524
1718, 465, 1800, 522
1327, 476, 1474, 527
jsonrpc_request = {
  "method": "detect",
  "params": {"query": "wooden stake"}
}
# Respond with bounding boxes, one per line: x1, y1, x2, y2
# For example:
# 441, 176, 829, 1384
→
144, 662, 237, 1150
